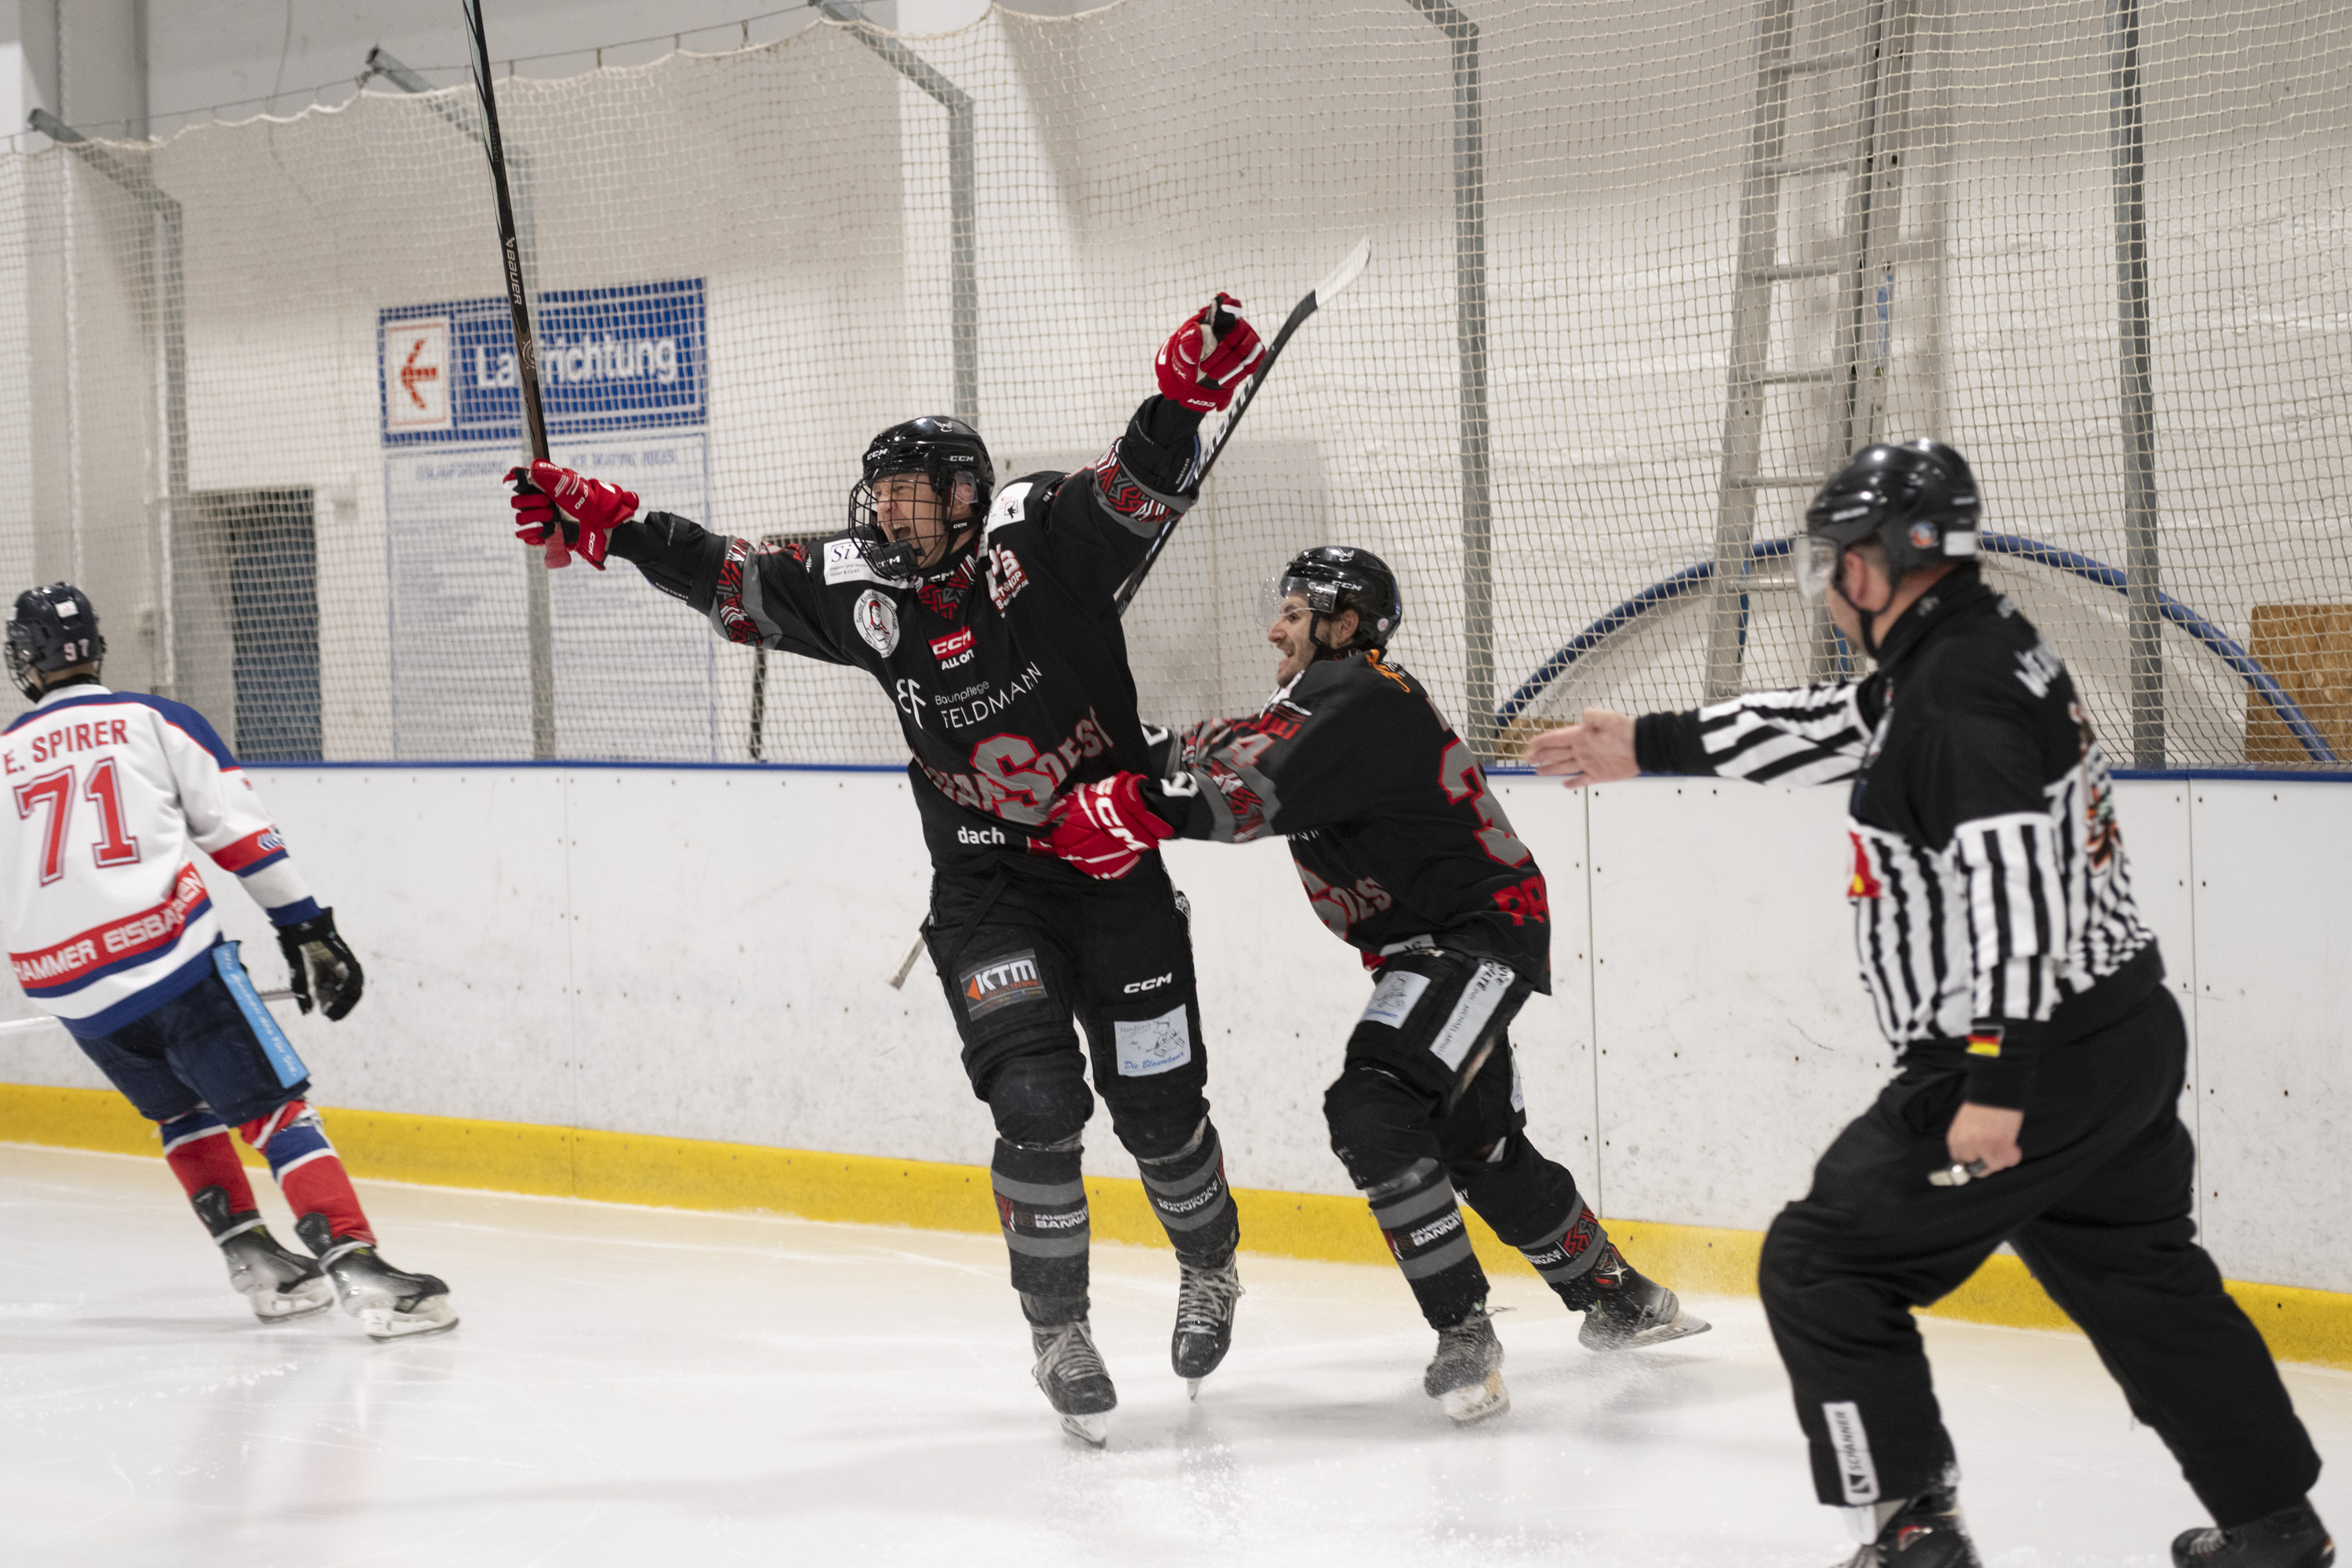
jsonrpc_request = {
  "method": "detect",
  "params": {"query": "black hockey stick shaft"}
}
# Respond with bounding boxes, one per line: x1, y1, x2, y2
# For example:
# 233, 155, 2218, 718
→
1111, 238, 1372, 617
462, 0, 567, 567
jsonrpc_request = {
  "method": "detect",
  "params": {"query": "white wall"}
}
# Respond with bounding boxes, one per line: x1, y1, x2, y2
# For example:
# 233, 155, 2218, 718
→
4, 767, 2347, 1296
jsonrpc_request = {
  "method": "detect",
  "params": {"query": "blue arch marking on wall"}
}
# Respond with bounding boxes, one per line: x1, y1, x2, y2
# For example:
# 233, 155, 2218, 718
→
1496, 535, 2338, 765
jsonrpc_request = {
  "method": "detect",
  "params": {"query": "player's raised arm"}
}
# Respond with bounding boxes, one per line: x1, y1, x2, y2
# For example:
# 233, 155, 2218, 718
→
1031, 295, 1265, 608
506, 460, 856, 665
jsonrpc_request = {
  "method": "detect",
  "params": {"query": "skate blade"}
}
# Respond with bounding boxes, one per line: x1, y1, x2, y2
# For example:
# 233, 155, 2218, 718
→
1439, 1372, 1510, 1426
1058, 1411, 1109, 1447
358, 1298, 459, 1341
1582, 1309, 1713, 1352
249, 1278, 336, 1322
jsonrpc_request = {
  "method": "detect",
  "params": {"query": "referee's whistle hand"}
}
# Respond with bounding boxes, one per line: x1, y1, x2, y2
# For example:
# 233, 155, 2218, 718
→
1526, 710, 1639, 787
1947, 1103, 2025, 1175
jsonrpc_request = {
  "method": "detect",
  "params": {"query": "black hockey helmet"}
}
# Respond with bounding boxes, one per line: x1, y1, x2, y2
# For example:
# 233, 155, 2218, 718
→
1273, 545, 1404, 656
7, 583, 104, 700
1795, 440, 1982, 601
848, 415, 994, 583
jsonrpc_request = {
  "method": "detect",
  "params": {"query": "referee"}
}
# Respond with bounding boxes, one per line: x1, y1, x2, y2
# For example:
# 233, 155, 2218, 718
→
1528, 441, 2329, 1568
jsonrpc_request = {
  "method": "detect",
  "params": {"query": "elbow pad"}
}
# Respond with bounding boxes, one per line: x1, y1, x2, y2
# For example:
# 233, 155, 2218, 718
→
609, 513, 727, 608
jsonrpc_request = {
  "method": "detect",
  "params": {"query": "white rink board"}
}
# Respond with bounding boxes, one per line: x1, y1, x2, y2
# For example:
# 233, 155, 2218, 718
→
1, 768, 2345, 1293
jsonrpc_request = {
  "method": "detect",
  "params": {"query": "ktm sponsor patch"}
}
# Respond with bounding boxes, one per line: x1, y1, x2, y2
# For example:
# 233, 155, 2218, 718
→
960, 948, 1047, 1019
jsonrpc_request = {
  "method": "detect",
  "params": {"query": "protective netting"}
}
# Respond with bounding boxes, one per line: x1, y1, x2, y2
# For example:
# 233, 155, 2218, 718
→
0, 0, 2343, 768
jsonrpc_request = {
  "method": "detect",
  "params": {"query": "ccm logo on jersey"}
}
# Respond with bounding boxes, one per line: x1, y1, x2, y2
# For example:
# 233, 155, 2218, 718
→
931, 628, 975, 669
1121, 972, 1173, 995
961, 949, 1047, 1019
956, 825, 1005, 846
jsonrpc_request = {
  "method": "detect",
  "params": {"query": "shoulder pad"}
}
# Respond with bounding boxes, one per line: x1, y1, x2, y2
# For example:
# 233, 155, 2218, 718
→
984, 474, 1065, 538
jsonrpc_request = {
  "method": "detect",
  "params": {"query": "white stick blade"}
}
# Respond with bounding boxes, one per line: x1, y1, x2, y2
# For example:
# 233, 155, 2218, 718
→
1312, 237, 1373, 306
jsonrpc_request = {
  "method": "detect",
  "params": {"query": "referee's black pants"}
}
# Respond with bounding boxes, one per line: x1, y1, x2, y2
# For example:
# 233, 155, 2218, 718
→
1760, 967, 2321, 1527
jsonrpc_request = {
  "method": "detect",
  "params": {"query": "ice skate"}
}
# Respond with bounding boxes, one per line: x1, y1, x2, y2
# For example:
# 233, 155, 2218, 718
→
1172, 1254, 1243, 1395
1573, 1243, 1711, 1351
192, 1185, 334, 1321
2173, 1501, 2335, 1568
1840, 1476, 1983, 1568
296, 1214, 458, 1341
1031, 1316, 1117, 1446
1424, 1301, 1508, 1425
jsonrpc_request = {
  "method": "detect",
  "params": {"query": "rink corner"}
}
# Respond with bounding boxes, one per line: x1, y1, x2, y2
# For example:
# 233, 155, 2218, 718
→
7, 1080, 2350, 1370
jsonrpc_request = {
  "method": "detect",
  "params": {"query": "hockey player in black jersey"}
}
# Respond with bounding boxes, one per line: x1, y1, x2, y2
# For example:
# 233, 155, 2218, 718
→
504, 295, 1270, 1446
1530, 442, 2330, 1568
1039, 546, 1707, 1426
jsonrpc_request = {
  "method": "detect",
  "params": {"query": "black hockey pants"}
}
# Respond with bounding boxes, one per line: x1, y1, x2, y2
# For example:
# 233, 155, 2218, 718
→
1760, 976, 2321, 1526
1326, 949, 1610, 1330
926, 858, 1237, 1323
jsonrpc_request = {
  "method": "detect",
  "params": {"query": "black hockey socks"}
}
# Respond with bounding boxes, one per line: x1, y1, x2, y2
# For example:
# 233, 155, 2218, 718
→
1134, 1118, 1238, 1268
993, 1135, 1091, 1305
1515, 1196, 1610, 1304
1363, 1157, 1487, 1330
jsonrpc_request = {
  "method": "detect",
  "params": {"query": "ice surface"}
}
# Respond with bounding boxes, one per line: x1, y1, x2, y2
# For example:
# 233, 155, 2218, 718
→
2, 1142, 2346, 1567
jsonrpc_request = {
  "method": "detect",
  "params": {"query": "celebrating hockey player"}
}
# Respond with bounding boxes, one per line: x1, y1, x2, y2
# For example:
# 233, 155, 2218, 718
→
1038, 546, 1707, 1426
1, 585, 455, 1340
505, 296, 1268, 1444
1528, 443, 2331, 1568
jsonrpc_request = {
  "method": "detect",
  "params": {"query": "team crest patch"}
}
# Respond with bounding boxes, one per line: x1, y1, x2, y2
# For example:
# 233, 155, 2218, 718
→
961, 949, 1047, 1019
853, 589, 900, 655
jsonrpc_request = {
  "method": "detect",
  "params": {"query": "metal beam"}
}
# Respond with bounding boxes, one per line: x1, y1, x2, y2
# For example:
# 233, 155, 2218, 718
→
1404, 0, 1495, 757
2109, 0, 2162, 768
818, 2, 978, 427
31, 107, 185, 699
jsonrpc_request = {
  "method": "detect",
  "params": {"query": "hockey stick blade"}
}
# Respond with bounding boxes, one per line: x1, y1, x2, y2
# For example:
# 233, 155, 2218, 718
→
1111, 236, 1373, 615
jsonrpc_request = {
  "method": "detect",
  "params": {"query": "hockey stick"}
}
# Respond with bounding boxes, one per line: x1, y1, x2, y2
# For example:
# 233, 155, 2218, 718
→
1111, 235, 1373, 615
462, 0, 566, 568
889, 238, 1374, 988
0, 990, 299, 1040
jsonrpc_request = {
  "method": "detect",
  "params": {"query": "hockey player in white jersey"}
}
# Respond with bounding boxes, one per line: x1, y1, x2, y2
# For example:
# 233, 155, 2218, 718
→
1, 584, 455, 1339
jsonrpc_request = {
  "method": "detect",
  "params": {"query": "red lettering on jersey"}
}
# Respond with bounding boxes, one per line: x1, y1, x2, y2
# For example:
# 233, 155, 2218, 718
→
1493, 873, 1550, 927
1848, 833, 1884, 899
9, 862, 209, 992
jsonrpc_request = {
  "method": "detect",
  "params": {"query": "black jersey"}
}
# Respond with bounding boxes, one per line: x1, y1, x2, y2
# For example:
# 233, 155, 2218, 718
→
608, 397, 1205, 880
1139, 651, 1552, 990
1633, 566, 2157, 1106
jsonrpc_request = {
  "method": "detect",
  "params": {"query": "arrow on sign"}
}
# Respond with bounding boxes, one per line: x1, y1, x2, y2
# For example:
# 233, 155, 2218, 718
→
400, 337, 440, 410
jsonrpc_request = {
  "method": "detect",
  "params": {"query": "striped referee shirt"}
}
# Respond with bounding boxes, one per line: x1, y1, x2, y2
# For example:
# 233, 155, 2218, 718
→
1633, 569, 2157, 1107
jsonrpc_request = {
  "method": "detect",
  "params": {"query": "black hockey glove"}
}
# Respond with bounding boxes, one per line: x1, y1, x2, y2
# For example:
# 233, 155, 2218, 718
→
278, 908, 365, 1022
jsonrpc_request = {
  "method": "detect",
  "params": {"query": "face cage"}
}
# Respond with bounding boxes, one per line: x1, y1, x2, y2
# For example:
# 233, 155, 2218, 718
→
5, 642, 40, 699
847, 474, 932, 583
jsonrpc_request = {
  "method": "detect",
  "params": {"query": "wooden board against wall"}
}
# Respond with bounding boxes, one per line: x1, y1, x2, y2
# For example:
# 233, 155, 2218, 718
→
2247, 605, 2352, 767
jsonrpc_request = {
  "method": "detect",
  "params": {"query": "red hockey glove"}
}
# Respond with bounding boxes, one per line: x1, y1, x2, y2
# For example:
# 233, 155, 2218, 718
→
1156, 293, 1265, 413
506, 461, 640, 571
1044, 773, 1178, 880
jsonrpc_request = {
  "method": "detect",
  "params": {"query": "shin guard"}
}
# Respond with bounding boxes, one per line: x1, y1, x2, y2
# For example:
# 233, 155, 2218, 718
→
240, 1100, 372, 1246
1134, 1118, 1238, 1267
1366, 1157, 1488, 1329
159, 1109, 258, 1213
993, 1136, 1091, 1308
1517, 1197, 1612, 1307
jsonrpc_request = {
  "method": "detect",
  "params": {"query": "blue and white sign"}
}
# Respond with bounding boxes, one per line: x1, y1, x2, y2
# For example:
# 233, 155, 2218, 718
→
379, 278, 706, 447
379, 278, 719, 761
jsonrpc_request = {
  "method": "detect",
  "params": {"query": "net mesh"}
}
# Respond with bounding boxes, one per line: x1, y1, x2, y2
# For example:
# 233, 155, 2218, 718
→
1, 0, 2344, 768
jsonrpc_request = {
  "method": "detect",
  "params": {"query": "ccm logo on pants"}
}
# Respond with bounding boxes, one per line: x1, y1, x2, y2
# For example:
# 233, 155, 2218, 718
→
961, 950, 1047, 1019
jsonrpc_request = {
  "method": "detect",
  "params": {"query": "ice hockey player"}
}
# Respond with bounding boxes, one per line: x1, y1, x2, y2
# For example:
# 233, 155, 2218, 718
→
1036, 546, 1708, 1426
1528, 441, 2332, 1568
1, 584, 455, 1340
504, 296, 1269, 1445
